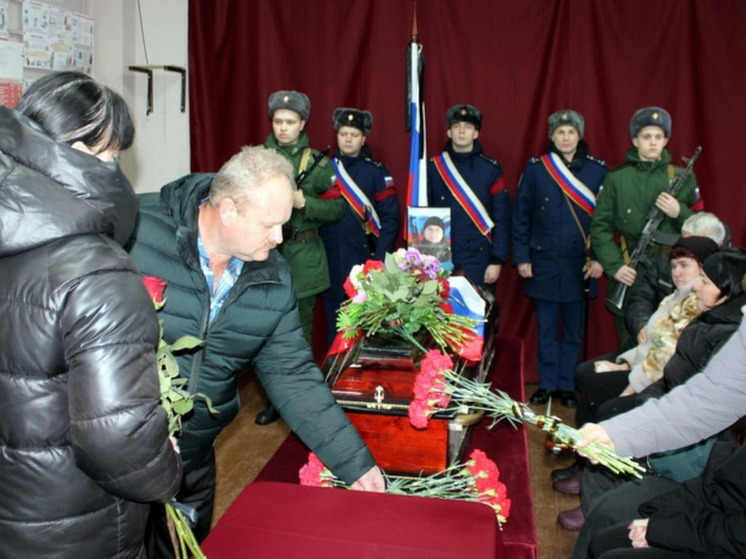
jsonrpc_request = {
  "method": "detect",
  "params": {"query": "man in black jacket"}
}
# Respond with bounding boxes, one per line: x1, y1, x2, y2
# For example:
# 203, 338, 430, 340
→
128, 146, 384, 557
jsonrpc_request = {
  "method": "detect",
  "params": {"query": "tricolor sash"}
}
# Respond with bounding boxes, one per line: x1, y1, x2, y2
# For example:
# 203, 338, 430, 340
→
540, 153, 596, 216
433, 152, 494, 239
331, 158, 381, 236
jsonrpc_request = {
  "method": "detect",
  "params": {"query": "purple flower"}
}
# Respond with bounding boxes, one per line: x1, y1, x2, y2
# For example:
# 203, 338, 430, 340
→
404, 249, 422, 268
421, 256, 440, 279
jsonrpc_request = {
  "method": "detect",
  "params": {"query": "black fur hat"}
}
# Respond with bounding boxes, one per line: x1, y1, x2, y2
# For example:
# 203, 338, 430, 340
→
333, 107, 373, 135
446, 104, 482, 130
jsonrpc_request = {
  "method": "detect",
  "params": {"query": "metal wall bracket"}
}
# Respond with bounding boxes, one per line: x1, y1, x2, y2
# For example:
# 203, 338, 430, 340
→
128, 65, 187, 116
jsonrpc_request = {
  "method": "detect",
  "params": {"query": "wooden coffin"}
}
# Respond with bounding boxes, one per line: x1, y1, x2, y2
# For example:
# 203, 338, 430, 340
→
324, 337, 489, 475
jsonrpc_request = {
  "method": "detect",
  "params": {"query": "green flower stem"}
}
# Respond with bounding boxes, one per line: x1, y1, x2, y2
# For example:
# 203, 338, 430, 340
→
165, 503, 206, 559
432, 371, 646, 479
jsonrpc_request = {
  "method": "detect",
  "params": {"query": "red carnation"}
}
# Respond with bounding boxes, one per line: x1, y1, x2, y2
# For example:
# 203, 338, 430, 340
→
457, 335, 484, 363
362, 259, 384, 274
437, 277, 450, 300
299, 453, 333, 487
343, 276, 357, 298
407, 399, 432, 429
142, 276, 167, 304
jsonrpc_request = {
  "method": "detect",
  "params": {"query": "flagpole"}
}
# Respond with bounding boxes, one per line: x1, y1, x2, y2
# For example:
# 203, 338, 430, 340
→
405, 4, 427, 212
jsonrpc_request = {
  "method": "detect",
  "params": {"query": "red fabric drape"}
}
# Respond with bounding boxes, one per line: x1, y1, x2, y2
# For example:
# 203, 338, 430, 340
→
188, 0, 746, 380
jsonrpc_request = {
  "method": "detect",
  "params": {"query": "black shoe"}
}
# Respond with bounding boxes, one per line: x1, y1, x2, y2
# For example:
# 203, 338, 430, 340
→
255, 404, 280, 425
529, 388, 551, 405
558, 391, 578, 408
550, 461, 579, 483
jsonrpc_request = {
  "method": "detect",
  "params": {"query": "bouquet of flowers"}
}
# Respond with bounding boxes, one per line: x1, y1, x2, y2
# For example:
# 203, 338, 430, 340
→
143, 276, 214, 559
408, 350, 646, 479
299, 449, 511, 528
336, 248, 479, 354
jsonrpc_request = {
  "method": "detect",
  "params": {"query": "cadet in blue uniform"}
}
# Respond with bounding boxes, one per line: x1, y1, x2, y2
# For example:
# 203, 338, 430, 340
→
512, 110, 607, 407
426, 104, 511, 290
320, 107, 400, 347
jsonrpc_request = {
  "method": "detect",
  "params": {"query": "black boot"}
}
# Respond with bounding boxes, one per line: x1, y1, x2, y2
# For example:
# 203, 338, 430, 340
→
550, 458, 584, 482
255, 404, 280, 425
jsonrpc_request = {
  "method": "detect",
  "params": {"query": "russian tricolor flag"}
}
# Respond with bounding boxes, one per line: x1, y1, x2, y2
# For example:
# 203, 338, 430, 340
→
405, 19, 427, 209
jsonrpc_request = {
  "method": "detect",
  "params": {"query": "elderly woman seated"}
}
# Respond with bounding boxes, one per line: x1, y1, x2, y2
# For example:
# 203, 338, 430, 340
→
553, 236, 719, 528
568, 248, 746, 557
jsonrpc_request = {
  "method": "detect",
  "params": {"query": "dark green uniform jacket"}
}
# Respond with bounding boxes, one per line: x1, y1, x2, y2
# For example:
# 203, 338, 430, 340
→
591, 147, 699, 279
127, 173, 375, 483
264, 131, 345, 298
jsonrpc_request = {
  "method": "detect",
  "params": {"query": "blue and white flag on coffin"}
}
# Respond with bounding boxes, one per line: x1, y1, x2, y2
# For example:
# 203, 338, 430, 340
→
447, 276, 486, 338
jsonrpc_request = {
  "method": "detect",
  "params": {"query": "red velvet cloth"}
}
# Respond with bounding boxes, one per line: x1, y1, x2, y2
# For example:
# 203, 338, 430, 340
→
253, 335, 537, 559
188, 1, 746, 382
201, 481, 502, 558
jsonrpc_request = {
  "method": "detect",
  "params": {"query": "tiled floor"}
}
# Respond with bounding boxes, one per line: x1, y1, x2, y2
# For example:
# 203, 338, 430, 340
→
212, 373, 581, 558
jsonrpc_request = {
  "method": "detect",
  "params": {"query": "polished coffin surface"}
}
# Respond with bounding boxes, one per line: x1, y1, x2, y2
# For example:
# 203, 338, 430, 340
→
202, 481, 503, 559
325, 338, 477, 474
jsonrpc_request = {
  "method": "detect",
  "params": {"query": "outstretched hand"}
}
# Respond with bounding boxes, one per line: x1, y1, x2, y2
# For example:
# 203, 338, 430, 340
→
350, 465, 386, 492
575, 423, 615, 463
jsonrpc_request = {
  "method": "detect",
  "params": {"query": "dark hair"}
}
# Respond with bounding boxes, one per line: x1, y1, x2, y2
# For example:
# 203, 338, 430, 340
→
702, 248, 746, 300
16, 71, 134, 153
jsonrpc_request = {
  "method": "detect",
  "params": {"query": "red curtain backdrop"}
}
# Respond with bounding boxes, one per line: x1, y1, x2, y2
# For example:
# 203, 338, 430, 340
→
188, 0, 746, 380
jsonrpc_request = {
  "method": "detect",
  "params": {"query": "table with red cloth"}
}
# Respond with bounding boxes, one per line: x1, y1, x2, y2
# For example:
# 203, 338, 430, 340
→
201, 480, 503, 558
205, 335, 537, 559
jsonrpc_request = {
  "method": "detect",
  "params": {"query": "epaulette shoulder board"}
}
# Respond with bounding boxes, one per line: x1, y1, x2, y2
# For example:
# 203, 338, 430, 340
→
586, 154, 607, 168
364, 157, 384, 168
528, 156, 542, 165
479, 153, 500, 167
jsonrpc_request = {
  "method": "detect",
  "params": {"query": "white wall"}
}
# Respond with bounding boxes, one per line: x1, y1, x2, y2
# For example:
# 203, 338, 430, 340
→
91, 0, 190, 192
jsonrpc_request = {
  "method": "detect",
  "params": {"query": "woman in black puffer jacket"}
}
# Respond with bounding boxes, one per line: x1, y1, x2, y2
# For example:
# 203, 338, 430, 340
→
596, 248, 746, 418
0, 72, 181, 558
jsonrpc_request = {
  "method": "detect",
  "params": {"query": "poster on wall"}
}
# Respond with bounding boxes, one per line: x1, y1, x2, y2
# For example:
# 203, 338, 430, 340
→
0, 79, 22, 108
21, 1, 93, 72
72, 12, 92, 73
48, 4, 73, 70
0, 0, 10, 40
0, 36, 23, 107
23, 0, 51, 69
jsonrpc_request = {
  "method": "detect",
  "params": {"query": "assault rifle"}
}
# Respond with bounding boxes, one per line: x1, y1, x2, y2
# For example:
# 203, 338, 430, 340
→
282, 146, 331, 241
606, 146, 702, 312
295, 145, 331, 187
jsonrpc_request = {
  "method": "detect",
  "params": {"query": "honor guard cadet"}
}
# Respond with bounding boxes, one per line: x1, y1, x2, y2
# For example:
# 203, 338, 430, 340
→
512, 110, 607, 407
320, 107, 400, 348
259, 90, 345, 425
426, 104, 511, 290
590, 106, 703, 349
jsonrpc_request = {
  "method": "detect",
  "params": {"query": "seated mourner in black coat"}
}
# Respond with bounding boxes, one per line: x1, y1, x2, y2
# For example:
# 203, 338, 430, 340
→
596, 249, 746, 421
589, 442, 746, 558
624, 211, 727, 346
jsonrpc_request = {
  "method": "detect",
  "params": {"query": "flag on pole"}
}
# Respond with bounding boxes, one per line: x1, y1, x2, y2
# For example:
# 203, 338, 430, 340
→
405, 8, 427, 208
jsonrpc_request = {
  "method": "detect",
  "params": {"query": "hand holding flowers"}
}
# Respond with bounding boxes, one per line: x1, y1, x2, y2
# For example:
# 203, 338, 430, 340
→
143, 276, 213, 559
300, 449, 511, 528
408, 350, 646, 479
